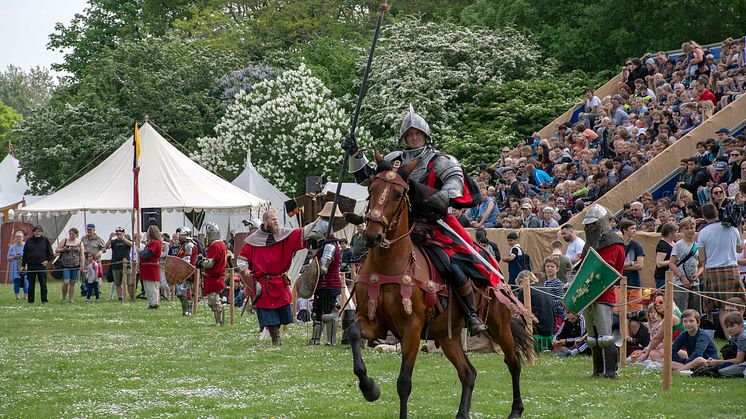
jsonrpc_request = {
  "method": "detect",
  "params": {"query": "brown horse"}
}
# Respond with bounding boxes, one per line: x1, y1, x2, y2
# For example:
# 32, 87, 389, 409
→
344, 154, 533, 419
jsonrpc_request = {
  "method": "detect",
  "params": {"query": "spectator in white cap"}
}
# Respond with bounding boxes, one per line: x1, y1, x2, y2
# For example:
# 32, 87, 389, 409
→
541, 206, 559, 228
521, 202, 541, 228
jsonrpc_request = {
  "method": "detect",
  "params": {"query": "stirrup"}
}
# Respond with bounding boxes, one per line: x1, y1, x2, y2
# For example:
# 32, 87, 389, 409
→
466, 316, 488, 336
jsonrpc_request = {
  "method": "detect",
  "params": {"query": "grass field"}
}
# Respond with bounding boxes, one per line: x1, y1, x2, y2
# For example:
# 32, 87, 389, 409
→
0, 281, 744, 418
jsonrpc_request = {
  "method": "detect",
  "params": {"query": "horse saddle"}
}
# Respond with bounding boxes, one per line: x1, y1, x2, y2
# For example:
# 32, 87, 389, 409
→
355, 245, 448, 321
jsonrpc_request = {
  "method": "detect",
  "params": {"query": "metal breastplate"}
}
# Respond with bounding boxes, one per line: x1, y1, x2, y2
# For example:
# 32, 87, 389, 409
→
385, 145, 437, 185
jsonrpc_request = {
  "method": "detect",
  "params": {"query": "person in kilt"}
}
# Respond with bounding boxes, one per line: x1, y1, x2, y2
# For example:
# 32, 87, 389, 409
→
697, 203, 744, 317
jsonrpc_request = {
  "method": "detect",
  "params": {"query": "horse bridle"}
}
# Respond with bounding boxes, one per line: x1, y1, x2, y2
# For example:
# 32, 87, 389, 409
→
366, 161, 413, 247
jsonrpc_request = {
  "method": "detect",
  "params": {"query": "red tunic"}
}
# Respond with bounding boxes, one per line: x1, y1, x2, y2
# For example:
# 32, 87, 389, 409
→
203, 240, 227, 294
315, 244, 342, 289
140, 240, 162, 281
239, 229, 305, 309
594, 243, 626, 304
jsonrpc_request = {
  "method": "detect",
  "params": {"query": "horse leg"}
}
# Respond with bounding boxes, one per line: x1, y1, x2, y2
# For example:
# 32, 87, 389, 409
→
396, 330, 421, 419
345, 320, 381, 402
488, 304, 525, 418
438, 334, 476, 419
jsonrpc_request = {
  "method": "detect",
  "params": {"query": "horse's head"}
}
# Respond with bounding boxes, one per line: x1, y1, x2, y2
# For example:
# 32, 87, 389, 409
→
364, 151, 418, 248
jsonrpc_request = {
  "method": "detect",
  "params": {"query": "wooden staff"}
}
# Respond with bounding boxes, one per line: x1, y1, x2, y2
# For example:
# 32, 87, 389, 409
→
523, 279, 534, 365
122, 262, 128, 303
193, 269, 200, 316
662, 271, 673, 390
229, 273, 235, 325
620, 276, 628, 368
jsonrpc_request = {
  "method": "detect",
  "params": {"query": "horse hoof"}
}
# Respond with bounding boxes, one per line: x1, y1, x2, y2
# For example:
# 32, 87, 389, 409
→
361, 381, 381, 402
507, 409, 523, 418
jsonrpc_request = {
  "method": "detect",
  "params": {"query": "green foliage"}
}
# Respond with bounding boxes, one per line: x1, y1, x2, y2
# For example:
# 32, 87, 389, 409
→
0, 100, 22, 152
1, 282, 743, 417
14, 38, 239, 194
441, 69, 612, 167
359, 17, 544, 150
48, 0, 198, 75
0, 65, 54, 118
461, 0, 746, 71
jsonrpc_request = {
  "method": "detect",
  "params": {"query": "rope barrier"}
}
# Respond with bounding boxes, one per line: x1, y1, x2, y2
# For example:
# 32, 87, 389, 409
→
671, 283, 746, 309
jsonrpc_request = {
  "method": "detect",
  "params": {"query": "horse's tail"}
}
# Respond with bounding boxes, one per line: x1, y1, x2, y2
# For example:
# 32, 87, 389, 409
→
510, 315, 535, 365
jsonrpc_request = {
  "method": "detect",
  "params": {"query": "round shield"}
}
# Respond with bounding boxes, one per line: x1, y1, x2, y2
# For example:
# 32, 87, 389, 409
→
296, 258, 320, 299
164, 255, 196, 286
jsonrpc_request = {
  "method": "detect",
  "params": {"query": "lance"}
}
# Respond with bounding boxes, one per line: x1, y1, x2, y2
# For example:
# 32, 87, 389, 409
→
324, 2, 390, 238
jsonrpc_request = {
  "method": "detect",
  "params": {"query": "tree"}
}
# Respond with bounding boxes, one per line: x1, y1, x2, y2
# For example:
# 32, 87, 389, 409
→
0, 100, 22, 153
442, 68, 613, 167
192, 64, 370, 194
48, 0, 199, 76
461, 0, 746, 72
0, 65, 55, 118
13, 38, 240, 193
359, 17, 543, 149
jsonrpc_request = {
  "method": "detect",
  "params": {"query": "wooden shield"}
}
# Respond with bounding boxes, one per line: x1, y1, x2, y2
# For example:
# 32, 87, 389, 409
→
164, 255, 196, 286
296, 258, 320, 299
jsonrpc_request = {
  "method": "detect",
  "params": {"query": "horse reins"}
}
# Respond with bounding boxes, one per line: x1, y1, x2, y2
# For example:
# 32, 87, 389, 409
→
366, 161, 413, 247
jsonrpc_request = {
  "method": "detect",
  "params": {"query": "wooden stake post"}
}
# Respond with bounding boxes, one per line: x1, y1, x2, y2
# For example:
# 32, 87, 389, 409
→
662, 271, 673, 390
620, 276, 628, 368
229, 274, 235, 326
193, 270, 200, 316
522, 279, 534, 365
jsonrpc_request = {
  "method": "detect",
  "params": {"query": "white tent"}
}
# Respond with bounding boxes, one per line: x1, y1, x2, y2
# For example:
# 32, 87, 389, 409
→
228, 156, 297, 229
19, 122, 267, 216
0, 154, 29, 196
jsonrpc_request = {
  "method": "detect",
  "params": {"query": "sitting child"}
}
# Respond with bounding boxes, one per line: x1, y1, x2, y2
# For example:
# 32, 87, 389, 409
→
671, 309, 719, 372
542, 257, 566, 333
631, 303, 663, 363
701, 312, 746, 378
552, 311, 588, 356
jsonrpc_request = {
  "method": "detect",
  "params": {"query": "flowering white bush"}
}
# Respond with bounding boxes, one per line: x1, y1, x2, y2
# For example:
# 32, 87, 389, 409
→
360, 17, 544, 149
193, 64, 368, 194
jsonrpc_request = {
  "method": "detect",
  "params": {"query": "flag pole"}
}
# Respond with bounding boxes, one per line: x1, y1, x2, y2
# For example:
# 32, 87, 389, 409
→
132, 121, 142, 301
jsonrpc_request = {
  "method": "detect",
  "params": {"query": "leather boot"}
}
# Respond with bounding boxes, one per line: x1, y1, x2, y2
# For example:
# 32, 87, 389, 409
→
310, 321, 322, 345
268, 326, 281, 346
591, 346, 604, 378
603, 346, 618, 379
456, 284, 489, 336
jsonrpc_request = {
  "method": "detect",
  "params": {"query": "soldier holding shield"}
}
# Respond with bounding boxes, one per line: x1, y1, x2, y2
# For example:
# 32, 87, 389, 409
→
581, 204, 626, 379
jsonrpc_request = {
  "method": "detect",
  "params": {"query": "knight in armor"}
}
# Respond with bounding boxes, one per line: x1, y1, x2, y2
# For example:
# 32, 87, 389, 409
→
341, 104, 491, 336
309, 202, 344, 346
237, 210, 330, 346
581, 204, 626, 379
175, 227, 199, 316
196, 222, 228, 326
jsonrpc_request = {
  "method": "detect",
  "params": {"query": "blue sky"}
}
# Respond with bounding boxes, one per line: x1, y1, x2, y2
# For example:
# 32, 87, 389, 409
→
0, 0, 88, 75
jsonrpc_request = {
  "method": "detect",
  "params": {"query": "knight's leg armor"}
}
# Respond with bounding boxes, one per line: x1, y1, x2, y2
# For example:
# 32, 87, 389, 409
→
322, 311, 338, 346
310, 321, 323, 345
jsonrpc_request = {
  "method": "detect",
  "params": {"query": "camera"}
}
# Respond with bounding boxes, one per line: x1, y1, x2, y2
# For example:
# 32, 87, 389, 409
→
627, 309, 647, 322
721, 201, 745, 228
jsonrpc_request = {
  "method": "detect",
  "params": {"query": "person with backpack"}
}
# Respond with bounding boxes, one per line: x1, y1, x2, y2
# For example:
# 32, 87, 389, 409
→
502, 231, 532, 285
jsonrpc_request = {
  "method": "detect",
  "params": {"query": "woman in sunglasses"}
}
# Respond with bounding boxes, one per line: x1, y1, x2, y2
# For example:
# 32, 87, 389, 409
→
635, 295, 685, 363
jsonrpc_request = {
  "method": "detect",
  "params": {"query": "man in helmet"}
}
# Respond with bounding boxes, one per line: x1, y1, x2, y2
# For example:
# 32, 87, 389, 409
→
237, 210, 330, 345
197, 222, 228, 326
581, 204, 626, 379
341, 104, 491, 336
309, 202, 344, 346
174, 227, 199, 316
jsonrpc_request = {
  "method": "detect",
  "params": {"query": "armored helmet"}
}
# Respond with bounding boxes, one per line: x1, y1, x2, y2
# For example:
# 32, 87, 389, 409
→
178, 226, 192, 240
582, 204, 609, 225
205, 222, 220, 241
399, 104, 431, 145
